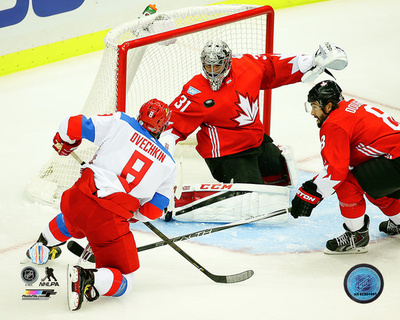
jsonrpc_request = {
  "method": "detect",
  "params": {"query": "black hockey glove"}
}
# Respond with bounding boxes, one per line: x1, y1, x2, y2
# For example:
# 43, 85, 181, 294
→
291, 179, 322, 218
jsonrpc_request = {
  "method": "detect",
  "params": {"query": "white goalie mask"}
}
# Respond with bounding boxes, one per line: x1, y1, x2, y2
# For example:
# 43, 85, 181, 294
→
201, 40, 232, 91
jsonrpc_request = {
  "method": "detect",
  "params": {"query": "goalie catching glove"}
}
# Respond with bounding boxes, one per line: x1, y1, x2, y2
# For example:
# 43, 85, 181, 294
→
291, 179, 322, 218
302, 42, 348, 83
53, 132, 82, 156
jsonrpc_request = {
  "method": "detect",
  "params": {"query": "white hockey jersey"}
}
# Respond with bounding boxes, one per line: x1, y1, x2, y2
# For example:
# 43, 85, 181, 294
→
58, 112, 176, 218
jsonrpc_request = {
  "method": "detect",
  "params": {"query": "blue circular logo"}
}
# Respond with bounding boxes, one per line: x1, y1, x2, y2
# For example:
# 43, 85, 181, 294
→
344, 264, 384, 303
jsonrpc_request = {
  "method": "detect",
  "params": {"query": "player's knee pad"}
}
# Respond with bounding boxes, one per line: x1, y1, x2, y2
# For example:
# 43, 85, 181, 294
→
171, 183, 289, 224
352, 156, 400, 199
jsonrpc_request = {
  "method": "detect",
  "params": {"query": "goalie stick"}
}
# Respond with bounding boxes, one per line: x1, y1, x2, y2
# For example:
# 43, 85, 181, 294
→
66, 150, 253, 283
67, 207, 290, 261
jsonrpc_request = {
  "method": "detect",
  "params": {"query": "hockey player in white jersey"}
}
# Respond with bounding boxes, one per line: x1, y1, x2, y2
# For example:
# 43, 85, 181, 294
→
26, 99, 176, 311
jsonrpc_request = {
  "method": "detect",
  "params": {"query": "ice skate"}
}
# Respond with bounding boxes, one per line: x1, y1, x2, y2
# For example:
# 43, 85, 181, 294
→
67, 265, 99, 311
379, 219, 400, 235
324, 215, 369, 254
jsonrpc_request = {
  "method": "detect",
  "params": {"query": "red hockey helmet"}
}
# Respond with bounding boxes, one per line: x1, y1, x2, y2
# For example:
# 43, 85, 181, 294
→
137, 99, 171, 134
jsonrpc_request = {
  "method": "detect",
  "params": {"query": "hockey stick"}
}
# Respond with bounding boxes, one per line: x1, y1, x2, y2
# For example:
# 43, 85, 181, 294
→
138, 207, 290, 251
67, 207, 290, 262
68, 222, 254, 283
70, 151, 85, 166
142, 221, 254, 283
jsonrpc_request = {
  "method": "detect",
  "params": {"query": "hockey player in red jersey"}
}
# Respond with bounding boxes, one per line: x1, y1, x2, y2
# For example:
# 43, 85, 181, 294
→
291, 80, 400, 254
26, 99, 176, 311
160, 40, 348, 185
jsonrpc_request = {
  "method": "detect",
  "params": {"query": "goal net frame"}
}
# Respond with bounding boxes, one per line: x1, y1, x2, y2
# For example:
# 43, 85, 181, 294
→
26, 4, 275, 206
116, 4, 274, 130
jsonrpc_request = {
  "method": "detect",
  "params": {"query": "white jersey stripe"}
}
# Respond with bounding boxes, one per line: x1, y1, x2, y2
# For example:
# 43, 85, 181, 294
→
207, 125, 220, 158
356, 143, 385, 158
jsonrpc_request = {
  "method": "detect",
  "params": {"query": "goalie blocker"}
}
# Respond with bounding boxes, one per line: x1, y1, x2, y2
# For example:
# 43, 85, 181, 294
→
166, 183, 289, 224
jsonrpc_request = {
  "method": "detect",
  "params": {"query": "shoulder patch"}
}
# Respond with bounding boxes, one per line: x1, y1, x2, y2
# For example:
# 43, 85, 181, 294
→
187, 86, 201, 95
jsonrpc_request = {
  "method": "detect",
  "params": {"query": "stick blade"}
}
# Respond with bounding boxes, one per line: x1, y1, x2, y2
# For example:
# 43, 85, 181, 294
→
206, 269, 254, 284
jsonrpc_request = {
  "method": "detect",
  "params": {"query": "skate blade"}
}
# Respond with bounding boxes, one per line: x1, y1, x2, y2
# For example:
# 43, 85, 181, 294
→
67, 264, 80, 311
324, 245, 369, 255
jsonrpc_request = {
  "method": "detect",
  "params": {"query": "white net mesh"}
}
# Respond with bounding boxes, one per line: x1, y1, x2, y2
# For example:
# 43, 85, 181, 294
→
26, 4, 273, 205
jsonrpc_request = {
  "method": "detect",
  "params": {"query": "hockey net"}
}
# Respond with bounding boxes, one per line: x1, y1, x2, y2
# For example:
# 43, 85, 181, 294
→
26, 4, 275, 205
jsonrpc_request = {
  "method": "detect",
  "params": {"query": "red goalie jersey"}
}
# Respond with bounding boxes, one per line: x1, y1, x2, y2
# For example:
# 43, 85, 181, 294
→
163, 54, 305, 159
314, 99, 400, 198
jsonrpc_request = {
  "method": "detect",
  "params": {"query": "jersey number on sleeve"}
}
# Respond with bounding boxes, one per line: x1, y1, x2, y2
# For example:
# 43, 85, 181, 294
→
174, 95, 191, 112
118, 150, 153, 193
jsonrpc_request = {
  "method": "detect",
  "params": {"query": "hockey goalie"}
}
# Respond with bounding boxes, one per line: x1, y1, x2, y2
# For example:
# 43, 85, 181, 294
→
160, 40, 347, 223
161, 40, 347, 222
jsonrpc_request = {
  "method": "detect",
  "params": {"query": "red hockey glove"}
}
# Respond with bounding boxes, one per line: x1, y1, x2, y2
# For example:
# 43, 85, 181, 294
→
52, 132, 82, 156
291, 179, 322, 218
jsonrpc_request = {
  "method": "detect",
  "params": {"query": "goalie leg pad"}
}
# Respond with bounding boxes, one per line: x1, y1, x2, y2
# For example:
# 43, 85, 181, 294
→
172, 183, 289, 224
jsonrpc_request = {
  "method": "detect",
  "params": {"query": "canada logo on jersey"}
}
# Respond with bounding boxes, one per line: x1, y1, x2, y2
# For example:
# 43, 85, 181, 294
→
232, 92, 259, 126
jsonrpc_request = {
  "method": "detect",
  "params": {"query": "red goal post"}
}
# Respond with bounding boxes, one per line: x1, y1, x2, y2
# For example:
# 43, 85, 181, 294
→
25, 4, 275, 206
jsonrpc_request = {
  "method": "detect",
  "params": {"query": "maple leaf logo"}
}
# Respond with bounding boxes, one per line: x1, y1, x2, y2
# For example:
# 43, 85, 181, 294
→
313, 164, 341, 197
232, 92, 259, 127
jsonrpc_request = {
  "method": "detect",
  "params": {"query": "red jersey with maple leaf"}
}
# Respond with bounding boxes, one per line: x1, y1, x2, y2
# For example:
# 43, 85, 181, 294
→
314, 99, 400, 198
162, 53, 305, 159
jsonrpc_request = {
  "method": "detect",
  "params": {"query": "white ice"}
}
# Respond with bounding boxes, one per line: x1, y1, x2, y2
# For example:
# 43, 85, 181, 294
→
1, 0, 399, 319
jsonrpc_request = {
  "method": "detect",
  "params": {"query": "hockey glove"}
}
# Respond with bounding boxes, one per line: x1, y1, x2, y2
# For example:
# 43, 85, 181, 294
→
291, 179, 322, 218
302, 42, 348, 83
52, 132, 82, 156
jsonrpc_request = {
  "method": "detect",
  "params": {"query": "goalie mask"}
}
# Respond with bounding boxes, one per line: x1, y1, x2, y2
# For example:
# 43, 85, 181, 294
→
138, 99, 171, 136
305, 80, 343, 113
201, 40, 232, 91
